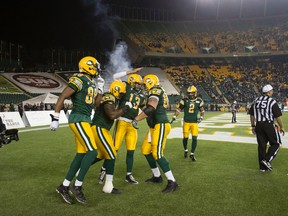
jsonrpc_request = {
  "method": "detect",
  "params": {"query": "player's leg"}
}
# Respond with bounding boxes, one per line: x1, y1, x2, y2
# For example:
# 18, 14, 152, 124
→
183, 122, 189, 158
69, 122, 97, 204
152, 123, 178, 192
94, 126, 120, 194
142, 128, 163, 183
190, 123, 198, 161
125, 123, 138, 184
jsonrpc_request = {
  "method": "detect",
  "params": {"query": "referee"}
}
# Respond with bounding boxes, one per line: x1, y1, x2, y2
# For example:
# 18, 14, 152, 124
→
249, 84, 285, 172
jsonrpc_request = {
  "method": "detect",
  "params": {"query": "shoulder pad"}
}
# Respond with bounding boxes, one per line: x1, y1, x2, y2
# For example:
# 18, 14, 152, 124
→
149, 86, 162, 96
102, 93, 116, 104
68, 76, 83, 90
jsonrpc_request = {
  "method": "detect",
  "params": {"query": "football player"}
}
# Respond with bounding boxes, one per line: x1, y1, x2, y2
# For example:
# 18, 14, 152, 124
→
91, 80, 133, 194
171, 85, 204, 161
132, 74, 179, 193
97, 68, 145, 185
51, 56, 104, 205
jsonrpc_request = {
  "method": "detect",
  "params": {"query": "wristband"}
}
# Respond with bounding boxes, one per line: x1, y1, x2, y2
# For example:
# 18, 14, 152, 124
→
251, 125, 255, 127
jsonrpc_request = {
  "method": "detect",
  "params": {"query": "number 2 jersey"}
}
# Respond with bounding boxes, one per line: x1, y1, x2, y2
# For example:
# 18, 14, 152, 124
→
177, 97, 204, 123
67, 73, 97, 123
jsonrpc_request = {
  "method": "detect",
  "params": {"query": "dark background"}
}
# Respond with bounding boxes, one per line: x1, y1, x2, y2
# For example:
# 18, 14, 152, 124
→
1, 0, 288, 50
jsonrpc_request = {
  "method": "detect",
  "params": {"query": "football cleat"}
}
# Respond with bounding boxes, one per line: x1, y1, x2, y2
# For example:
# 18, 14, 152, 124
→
56, 184, 74, 205
190, 154, 197, 161
102, 188, 122, 194
184, 151, 188, 158
162, 180, 179, 193
70, 185, 87, 204
261, 160, 272, 171
98, 169, 106, 184
125, 174, 139, 184
145, 175, 163, 183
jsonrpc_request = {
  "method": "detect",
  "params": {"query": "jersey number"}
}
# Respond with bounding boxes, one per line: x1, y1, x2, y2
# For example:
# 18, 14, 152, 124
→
256, 100, 267, 109
85, 87, 96, 104
188, 103, 195, 113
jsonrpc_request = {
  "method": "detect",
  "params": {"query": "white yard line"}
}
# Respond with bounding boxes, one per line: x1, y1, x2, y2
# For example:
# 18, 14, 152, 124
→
168, 112, 288, 148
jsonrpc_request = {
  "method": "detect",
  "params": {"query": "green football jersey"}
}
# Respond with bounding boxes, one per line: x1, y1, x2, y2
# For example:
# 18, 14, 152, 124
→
147, 86, 169, 124
119, 82, 146, 120
177, 97, 204, 122
68, 73, 97, 123
92, 92, 118, 130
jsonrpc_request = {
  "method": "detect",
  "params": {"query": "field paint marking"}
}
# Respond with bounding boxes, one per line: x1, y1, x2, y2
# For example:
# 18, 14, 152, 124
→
169, 112, 288, 148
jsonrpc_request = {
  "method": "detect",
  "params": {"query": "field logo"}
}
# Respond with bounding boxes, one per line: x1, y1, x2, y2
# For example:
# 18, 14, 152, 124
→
12, 74, 60, 88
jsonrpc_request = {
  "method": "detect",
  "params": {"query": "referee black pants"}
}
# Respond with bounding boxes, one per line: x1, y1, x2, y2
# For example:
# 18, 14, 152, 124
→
255, 122, 281, 169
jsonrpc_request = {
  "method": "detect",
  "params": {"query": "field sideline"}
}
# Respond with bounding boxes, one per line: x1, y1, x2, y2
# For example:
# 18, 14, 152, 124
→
1, 111, 288, 216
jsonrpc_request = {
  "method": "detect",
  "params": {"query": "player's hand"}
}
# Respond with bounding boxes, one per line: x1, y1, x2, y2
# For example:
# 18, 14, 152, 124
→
50, 113, 60, 131
97, 76, 105, 94
125, 101, 134, 109
132, 119, 138, 129
197, 116, 203, 123
170, 116, 176, 124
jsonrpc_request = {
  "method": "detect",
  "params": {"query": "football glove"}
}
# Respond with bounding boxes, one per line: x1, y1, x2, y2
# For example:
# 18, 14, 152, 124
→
197, 116, 203, 123
122, 101, 134, 113
97, 76, 105, 94
170, 116, 176, 124
125, 101, 134, 109
132, 119, 139, 129
50, 112, 60, 131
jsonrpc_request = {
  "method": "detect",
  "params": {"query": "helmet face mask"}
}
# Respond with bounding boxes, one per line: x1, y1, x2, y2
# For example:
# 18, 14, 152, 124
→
187, 85, 197, 99
79, 56, 101, 77
127, 74, 142, 91
109, 81, 126, 99
143, 74, 159, 91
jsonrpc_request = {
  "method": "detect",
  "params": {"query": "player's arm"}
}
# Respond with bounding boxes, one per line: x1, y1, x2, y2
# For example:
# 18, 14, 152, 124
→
170, 109, 180, 123
113, 67, 143, 80
134, 96, 158, 122
54, 87, 75, 113
50, 86, 75, 131
103, 102, 132, 120
197, 106, 205, 123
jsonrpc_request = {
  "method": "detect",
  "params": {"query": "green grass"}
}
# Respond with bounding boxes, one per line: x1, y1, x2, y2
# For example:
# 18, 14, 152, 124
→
1, 111, 288, 216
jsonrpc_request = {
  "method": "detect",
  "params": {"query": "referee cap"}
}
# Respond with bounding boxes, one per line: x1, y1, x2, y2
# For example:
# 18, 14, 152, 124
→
262, 84, 273, 93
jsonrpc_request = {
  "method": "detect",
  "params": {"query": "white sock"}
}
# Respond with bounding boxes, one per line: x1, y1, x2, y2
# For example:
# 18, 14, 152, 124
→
74, 179, 83, 187
165, 170, 175, 182
103, 174, 114, 193
152, 167, 161, 177
63, 179, 70, 187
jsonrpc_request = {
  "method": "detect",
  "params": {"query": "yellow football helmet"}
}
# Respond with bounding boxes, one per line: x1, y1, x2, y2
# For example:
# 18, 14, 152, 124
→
127, 74, 142, 91
109, 80, 126, 99
143, 74, 159, 90
78, 56, 101, 77
187, 85, 197, 99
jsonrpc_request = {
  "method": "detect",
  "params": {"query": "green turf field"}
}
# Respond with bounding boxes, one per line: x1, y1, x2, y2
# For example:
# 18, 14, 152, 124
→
1, 111, 288, 216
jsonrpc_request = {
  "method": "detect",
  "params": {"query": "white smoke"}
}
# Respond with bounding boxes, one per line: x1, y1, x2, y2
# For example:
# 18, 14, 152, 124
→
106, 41, 132, 74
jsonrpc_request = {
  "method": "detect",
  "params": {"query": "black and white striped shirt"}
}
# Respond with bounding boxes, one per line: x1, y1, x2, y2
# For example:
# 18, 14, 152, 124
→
249, 96, 282, 123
